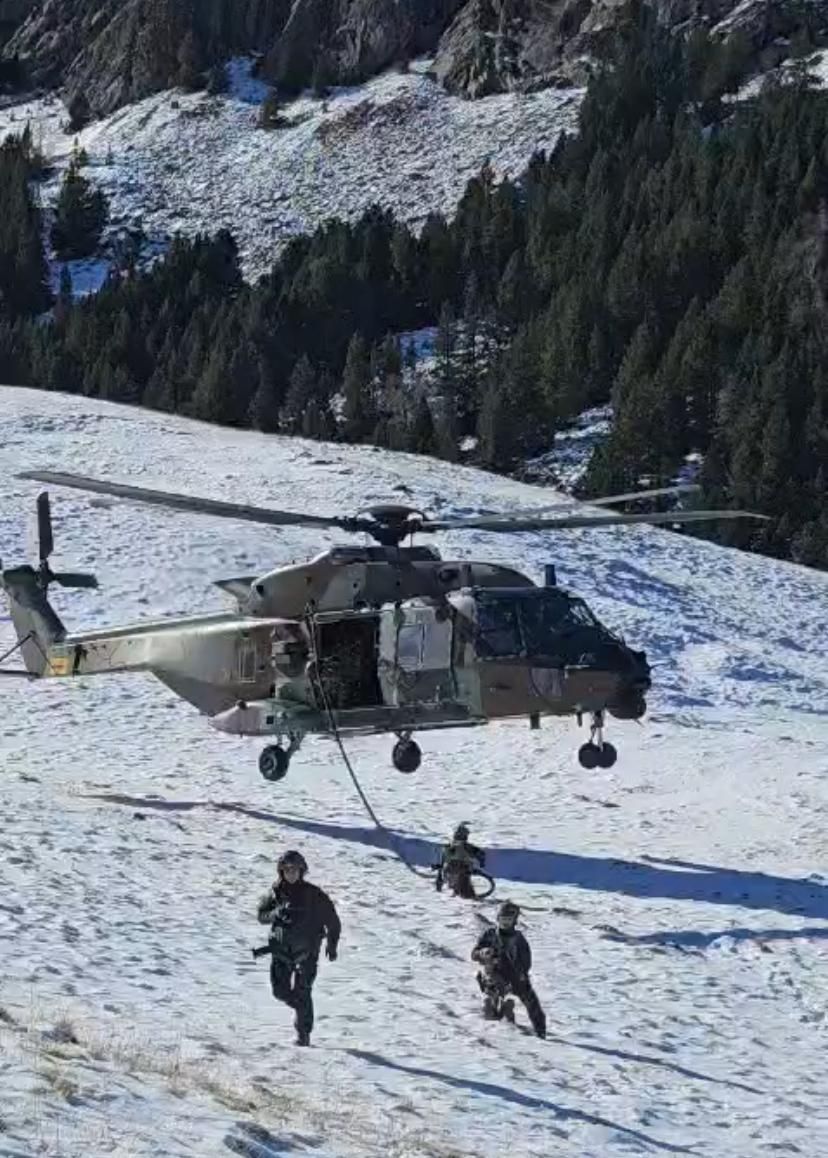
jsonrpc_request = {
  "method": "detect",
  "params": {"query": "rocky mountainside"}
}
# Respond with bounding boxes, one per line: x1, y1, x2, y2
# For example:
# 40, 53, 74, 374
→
433, 0, 828, 96
3, 0, 828, 114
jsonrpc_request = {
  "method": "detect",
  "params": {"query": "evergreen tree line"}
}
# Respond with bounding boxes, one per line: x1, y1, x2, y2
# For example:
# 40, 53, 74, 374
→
1, 6, 827, 567
0, 131, 50, 318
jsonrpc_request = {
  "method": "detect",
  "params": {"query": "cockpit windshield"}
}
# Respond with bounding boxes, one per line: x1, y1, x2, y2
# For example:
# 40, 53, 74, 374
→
474, 590, 602, 659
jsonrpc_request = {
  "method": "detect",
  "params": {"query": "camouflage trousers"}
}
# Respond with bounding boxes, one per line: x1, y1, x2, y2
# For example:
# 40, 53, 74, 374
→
444, 865, 477, 899
477, 967, 546, 1038
269, 948, 319, 1036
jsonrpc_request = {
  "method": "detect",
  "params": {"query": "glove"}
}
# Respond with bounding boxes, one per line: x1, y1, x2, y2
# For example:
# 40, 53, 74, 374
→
325, 941, 338, 961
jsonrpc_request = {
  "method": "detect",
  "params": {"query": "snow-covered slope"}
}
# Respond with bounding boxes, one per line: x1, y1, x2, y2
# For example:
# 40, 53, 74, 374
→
0, 59, 582, 285
1, 385, 827, 1157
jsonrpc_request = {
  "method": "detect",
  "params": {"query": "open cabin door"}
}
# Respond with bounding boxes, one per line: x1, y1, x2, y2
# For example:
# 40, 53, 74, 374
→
378, 604, 456, 707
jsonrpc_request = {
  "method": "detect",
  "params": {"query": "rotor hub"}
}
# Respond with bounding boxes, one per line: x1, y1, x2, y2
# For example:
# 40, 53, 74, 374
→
360, 505, 426, 546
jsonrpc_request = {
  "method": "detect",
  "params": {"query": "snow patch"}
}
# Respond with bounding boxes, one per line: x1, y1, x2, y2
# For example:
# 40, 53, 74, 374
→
0, 386, 826, 1157
0, 58, 584, 282
522, 404, 613, 489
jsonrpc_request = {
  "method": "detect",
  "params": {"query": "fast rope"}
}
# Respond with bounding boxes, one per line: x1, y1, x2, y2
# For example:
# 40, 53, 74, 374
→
304, 611, 434, 881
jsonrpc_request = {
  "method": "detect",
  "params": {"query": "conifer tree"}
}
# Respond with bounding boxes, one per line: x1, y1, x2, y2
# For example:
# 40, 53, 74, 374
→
408, 393, 436, 455
280, 354, 318, 433
67, 92, 90, 133
341, 332, 373, 440
207, 63, 229, 95
260, 90, 285, 129
51, 159, 108, 260
248, 357, 283, 433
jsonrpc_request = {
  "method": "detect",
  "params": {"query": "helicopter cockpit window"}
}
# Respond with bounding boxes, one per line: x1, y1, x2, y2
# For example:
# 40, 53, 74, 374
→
475, 591, 604, 660
518, 591, 601, 654
517, 594, 567, 655
475, 600, 522, 658
564, 598, 601, 628
397, 623, 425, 670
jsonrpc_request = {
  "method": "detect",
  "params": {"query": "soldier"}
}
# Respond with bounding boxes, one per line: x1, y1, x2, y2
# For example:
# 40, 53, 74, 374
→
256, 849, 341, 1046
471, 900, 546, 1038
434, 823, 486, 899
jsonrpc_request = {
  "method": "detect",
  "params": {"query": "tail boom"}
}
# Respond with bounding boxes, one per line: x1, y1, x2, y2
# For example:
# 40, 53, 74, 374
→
0, 565, 66, 677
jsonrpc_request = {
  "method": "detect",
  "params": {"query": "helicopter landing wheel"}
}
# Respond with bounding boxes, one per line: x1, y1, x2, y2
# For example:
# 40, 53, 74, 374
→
578, 742, 600, 769
597, 741, 617, 768
259, 744, 290, 782
578, 740, 617, 769
392, 737, 421, 774
578, 709, 617, 770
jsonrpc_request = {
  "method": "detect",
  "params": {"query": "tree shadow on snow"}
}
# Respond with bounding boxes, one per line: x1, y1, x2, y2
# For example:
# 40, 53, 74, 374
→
343, 1048, 696, 1153
600, 924, 828, 950
542, 1035, 763, 1095
243, 810, 828, 923
82, 794, 828, 922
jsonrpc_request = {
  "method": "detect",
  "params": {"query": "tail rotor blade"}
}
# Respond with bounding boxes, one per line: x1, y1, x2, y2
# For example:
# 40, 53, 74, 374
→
37, 492, 53, 562
51, 572, 98, 589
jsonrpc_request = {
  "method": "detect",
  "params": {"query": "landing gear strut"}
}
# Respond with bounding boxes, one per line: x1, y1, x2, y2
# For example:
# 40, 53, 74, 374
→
577, 710, 617, 769
392, 733, 421, 773
259, 734, 303, 782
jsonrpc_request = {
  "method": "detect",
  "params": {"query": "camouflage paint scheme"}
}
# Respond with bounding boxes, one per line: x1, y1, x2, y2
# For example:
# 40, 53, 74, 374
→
2, 542, 647, 747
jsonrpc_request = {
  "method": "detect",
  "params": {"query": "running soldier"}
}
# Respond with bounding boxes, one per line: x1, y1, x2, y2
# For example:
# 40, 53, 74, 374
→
256, 850, 341, 1046
471, 901, 546, 1038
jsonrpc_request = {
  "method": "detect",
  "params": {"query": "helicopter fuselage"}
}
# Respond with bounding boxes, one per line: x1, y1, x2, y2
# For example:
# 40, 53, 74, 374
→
3, 469, 760, 777
25, 547, 649, 741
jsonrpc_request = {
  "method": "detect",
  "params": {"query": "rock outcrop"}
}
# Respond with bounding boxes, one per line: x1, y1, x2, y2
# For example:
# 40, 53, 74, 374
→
265, 0, 466, 90
3, 0, 464, 113
3, 0, 828, 114
432, 0, 828, 96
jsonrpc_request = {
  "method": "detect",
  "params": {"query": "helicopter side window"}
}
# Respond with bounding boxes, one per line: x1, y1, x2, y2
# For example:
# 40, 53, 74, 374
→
397, 623, 425, 670
475, 600, 522, 658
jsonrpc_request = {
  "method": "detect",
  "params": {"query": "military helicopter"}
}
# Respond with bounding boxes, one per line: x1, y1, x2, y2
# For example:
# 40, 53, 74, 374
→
0, 469, 764, 779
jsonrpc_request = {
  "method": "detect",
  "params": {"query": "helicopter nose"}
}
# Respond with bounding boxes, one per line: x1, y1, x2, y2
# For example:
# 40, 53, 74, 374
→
607, 646, 650, 720
631, 647, 651, 684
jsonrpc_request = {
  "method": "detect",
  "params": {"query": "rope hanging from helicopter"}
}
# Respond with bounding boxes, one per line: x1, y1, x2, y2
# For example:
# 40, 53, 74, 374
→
303, 609, 435, 882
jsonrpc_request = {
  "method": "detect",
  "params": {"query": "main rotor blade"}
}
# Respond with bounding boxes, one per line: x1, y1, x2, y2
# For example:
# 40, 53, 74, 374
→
511, 483, 703, 518
477, 483, 703, 523
36, 491, 53, 561
422, 508, 769, 534
18, 471, 366, 533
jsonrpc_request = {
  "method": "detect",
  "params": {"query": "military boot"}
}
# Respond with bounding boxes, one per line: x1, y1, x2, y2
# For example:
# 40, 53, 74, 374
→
482, 996, 499, 1020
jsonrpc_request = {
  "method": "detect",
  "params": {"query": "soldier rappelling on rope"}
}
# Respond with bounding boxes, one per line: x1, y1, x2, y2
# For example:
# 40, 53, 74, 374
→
433, 823, 493, 898
254, 850, 341, 1046
471, 901, 546, 1038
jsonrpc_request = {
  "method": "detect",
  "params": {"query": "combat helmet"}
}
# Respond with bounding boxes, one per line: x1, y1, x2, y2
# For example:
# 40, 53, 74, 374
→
277, 849, 308, 877
496, 900, 520, 929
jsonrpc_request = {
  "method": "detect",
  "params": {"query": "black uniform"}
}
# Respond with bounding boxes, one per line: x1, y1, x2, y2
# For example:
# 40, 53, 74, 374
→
435, 839, 485, 898
471, 926, 546, 1038
257, 879, 341, 1041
